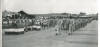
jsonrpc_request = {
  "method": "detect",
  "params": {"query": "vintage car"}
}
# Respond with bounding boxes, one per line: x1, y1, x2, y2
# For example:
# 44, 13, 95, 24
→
24, 24, 41, 31
4, 28, 25, 35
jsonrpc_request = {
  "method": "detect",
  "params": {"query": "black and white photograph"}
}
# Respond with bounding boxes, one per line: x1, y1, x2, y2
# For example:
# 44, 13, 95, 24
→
2, 0, 98, 47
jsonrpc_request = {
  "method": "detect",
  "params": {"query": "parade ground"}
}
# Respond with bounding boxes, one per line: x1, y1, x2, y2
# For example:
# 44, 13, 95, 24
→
2, 20, 98, 47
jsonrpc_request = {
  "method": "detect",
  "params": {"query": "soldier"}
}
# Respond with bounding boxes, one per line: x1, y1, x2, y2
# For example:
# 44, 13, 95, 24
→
55, 19, 63, 35
68, 19, 75, 35
12, 20, 17, 28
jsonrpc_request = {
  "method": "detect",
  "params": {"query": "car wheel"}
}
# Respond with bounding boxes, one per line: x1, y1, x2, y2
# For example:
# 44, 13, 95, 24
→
21, 32, 24, 34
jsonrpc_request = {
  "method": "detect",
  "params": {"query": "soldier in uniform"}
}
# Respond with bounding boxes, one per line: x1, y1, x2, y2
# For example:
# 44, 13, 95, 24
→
55, 19, 63, 35
68, 19, 75, 35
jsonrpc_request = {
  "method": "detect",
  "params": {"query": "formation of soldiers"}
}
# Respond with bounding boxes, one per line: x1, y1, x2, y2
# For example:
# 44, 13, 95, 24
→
55, 18, 94, 35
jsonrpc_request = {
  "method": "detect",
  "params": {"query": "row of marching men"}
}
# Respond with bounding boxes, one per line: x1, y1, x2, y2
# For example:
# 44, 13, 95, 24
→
55, 18, 94, 35
3, 19, 34, 24
3, 18, 58, 29
3, 19, 49, 25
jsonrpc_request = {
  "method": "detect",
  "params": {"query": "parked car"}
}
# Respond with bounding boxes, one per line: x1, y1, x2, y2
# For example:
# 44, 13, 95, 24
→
4, 28, 25, 35
24, 24, 41, 31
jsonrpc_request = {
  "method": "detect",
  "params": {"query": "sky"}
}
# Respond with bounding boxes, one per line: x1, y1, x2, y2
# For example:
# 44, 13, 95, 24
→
3, 0, 98, 14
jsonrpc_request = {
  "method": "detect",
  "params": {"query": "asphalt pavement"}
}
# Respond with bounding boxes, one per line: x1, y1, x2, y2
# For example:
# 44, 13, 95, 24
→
2, 20, 98, 47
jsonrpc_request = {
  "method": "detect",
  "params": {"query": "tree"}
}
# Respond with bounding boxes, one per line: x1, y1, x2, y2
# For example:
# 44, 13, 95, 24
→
18, 10, 27, 15
79, 12, 86, 16
18, 10, 36, 19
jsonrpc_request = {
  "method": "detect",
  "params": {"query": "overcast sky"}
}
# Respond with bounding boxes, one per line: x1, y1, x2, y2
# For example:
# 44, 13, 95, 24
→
3, 0, 97, 14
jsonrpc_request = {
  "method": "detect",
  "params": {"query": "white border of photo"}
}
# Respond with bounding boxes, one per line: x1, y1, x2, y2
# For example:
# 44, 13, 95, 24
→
0, 0, 99, 47
0, 0, 2, 47
98, 0, 100, 47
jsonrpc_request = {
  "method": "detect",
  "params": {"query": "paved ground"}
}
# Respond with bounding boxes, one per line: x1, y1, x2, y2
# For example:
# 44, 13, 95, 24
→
2, 20, 98, 47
